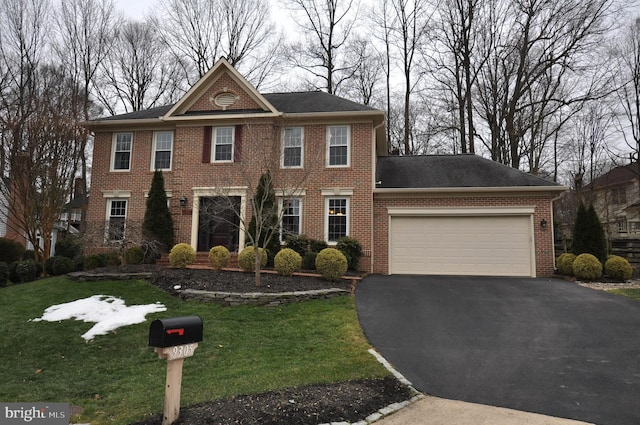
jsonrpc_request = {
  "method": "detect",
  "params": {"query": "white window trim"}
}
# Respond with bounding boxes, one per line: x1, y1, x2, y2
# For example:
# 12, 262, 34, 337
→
105, 198, 128, 242
326, 125, 351, 168
279, 197, 303, 242
324, 196, 350, 244
111, 132, 133, 172
281, 127, 304, 169
212, 126, 235, 163
151, 131, 174, 171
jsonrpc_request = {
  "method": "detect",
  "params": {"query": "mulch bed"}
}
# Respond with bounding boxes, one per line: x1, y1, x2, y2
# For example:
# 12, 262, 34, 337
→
130, 376, 411, 425
81, 264, 412, 425
149, 267, 355, 295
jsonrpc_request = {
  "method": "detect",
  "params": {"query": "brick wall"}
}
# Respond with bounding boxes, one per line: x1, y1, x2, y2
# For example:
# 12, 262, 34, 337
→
372, 193, 557, 277
86, 119, 376, 272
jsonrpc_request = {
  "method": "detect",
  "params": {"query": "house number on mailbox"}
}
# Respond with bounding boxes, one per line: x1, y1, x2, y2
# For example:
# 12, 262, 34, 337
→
168, 343, 197, 360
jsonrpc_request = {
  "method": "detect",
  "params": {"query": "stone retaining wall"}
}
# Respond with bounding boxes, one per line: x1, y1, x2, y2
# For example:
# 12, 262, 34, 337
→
179, 288, 350, 306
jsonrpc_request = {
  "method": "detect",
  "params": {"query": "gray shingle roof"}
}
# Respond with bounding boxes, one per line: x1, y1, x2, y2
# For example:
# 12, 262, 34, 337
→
376, 155, 561, 189
99, 92, 378, 121
264, 91, 377, 113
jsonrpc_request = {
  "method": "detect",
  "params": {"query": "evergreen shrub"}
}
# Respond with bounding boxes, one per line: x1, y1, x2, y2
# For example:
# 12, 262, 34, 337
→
52, 256, 74, 275
208, 245, 231, 270
336, 237, 362, 270
556, 253, 576, 276
84, 255, 104, 270
0, 262, 8, 287
604, 255, 633, 281
238, 246, 267, 272
0, 238, 25, 263
16, 259, 40, 283
315, 248, 348, 281
573, 253, 602, 281
124, 247, 145, 265
169, 243, 196, 268
274, 248, 302, 277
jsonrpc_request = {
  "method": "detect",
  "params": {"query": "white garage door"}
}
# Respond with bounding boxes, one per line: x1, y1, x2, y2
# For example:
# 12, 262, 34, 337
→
389, 214, 534, 277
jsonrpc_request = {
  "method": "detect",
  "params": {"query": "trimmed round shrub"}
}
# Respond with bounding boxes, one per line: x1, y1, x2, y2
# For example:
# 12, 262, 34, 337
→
238, 246, 268, 272
573, 253, 603, 282
16, 259, 40, 283
208, 245, 231, 270
0, 262, 9, 287
52, 256, 74, 275
274, 248, 302, 277
315, 248, 348, 281
124, 247, 145, 265
604, 255, 633, 281
169, 243, 196, 268
84, 254, 104, 270
556, 253, 576, 276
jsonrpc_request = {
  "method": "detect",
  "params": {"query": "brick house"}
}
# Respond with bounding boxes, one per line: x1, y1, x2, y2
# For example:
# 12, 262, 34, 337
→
86, 58, 565, 277
582, 162, 640, 239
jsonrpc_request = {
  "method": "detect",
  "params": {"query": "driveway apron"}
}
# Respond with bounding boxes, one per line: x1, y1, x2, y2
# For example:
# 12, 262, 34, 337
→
356, 275, 640, 425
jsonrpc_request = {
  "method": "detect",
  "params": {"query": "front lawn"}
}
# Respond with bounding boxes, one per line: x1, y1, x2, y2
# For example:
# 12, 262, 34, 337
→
0, 277, 388, 424
607, 288, 640, 301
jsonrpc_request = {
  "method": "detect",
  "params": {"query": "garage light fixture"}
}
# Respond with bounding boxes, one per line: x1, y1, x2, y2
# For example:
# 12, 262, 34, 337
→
540, 219, 547, 228
180, 197, 188, 207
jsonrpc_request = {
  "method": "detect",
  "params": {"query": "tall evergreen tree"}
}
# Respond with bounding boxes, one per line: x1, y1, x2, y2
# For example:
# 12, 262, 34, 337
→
586, 203, 608, 263
247, 170, 280, 265
572, 202, 607, 262
142, 170, 174, 251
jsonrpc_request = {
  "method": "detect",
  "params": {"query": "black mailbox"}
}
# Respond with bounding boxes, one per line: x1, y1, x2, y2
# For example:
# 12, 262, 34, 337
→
149, 316, 203, 348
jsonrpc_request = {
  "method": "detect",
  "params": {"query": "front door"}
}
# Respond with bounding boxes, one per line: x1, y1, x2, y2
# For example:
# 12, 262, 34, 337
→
197, 196, 241, 252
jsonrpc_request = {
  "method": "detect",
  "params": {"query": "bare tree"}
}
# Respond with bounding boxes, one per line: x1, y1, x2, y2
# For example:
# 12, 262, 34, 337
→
342, 37, 383, 105
2, 65, 83, 262
95, 18, 185, 114
157, 0, 281, 88
472, 0, 618, 171
285, 0, 359, 95
432, 0, 486, 154
612, 17, 640, 162
53, 0, 116, 232
389, 0, 431, 155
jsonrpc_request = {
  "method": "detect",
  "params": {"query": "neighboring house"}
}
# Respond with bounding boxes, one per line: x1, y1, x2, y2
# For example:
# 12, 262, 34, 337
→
86, 58, 565, 277
583, 162, 640, 239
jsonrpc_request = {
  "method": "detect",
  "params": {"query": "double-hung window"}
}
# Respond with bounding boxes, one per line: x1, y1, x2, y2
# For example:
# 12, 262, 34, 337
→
327, 125, 350, 167
152, 131, 173, 170
112, 133, 132, 171
107, 199, 127, 241
213, 127, 234, 162
326, 198, 349, 242
282, 127, 303, 168
280, 198, 302, 241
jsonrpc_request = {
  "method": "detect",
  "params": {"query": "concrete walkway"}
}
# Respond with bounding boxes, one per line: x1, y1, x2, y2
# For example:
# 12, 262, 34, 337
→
375, 396, 594, 425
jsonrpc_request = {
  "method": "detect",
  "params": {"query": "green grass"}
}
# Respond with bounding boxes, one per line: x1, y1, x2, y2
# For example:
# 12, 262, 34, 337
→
0, 277, 388, 424
606, 288, 640, 301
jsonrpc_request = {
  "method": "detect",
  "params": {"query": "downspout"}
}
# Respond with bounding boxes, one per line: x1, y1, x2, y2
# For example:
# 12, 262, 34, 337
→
371, 119, 386, 274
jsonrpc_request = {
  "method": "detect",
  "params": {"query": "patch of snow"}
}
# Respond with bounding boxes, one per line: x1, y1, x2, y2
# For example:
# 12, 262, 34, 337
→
32, 295, 166, 341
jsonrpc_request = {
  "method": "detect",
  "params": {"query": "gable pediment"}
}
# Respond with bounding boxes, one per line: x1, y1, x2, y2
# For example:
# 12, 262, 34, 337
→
162, 58, 280, 120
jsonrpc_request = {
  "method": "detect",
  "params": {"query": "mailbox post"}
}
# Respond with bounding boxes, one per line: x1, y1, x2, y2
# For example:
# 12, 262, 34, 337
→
149, 316, 203, 425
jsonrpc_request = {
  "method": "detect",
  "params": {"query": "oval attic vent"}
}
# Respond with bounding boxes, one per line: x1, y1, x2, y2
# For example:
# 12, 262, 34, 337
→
213, 92, 238, 109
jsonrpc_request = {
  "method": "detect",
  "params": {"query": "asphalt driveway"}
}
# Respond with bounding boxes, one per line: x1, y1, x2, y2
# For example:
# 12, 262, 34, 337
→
356, 275, 640, 425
